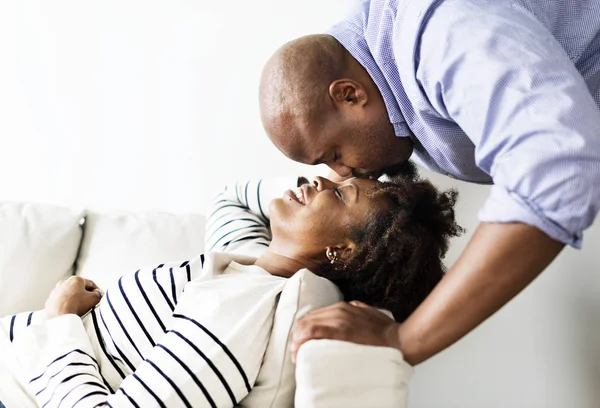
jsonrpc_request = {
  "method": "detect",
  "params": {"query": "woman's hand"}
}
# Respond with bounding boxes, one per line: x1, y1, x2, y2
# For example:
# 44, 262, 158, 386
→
290, 301, 401, 362
45, 276, 104, 319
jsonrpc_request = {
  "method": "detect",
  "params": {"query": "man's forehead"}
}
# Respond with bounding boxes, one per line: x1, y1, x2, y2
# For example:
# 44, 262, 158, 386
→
269, 119, 326, 164
286, 137, 325, 164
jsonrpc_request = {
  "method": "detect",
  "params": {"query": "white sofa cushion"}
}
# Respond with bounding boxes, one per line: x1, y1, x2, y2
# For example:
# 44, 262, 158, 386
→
76, 211, 206, 289
295, 339, 413, 408
241, 269, 343, 408
0, 203, 84, 316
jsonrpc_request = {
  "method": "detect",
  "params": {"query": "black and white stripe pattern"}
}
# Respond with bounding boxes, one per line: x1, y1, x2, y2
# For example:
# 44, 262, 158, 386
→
4, 310, 42, 342
206, 180, 274, 254
2, 179, 293, 407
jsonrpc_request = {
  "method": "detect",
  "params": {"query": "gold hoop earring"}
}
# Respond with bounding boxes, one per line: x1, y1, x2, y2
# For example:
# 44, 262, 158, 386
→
329, 251, 338, 264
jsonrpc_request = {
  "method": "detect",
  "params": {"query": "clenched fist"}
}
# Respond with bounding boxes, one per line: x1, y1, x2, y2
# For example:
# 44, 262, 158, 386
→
45, 276, 104, 319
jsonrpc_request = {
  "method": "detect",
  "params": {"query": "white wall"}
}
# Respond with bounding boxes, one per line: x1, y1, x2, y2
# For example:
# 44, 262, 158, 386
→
0, 0, 355, 213
408, 173, 600, 408
1, 2, 600, 407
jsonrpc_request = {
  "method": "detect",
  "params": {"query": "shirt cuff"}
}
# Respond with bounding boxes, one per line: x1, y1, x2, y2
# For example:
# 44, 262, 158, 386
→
14, 314, 93, 379
479, 185, 582, 248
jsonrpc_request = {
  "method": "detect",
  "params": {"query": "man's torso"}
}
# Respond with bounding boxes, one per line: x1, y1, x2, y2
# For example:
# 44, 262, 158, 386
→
330, 0, 600, 182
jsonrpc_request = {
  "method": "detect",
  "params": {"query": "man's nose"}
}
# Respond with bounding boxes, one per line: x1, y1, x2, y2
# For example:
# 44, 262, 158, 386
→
327, 163, 352, 178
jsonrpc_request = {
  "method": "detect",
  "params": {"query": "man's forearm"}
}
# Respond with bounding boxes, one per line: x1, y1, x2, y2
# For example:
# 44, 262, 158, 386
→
397, 222, 564, 365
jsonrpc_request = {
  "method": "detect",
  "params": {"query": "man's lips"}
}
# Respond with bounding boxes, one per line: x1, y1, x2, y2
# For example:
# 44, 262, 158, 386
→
352, 169, 382, 180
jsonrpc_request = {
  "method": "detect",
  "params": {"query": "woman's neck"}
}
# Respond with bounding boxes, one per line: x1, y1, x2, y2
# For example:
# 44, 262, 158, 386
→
254, 248, 319, 278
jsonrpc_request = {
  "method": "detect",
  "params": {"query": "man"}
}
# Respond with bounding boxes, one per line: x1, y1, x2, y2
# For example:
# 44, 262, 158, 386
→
259, 0, 600, 365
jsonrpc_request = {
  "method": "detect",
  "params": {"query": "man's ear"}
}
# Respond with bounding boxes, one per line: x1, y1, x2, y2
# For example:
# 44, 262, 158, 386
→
328, 79, 368, 106
325, 243, 356, 265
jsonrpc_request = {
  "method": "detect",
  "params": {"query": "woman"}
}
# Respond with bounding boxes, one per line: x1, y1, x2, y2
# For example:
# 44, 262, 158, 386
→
0, 170, 462, 407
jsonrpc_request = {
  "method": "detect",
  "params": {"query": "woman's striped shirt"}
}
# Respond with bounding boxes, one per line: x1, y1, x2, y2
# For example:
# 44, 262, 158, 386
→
1, 178, 296, 408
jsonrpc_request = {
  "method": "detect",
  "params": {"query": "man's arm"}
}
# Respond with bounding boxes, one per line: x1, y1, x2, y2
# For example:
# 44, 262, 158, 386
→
291, 2, 600, 363
398, 222, 563, 364
403, 1, 600, 361
289, 223, 562, 364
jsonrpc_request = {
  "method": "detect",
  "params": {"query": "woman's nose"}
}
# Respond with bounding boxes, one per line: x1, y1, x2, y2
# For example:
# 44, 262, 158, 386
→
312, 176, 337, 192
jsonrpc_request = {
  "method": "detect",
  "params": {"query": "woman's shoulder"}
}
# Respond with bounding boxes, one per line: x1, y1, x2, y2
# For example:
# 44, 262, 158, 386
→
184, 252, 285, 290
175, 257, 286, 319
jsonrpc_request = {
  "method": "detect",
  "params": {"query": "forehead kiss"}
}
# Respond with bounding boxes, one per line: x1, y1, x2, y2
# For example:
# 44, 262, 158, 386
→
270, 128, 404, 180
273, 134, 360, 178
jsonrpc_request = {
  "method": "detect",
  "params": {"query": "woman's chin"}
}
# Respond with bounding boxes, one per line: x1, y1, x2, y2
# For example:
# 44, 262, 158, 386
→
268, 199, 287, 227
269, 196, 299, 218
268, 198, 282, 217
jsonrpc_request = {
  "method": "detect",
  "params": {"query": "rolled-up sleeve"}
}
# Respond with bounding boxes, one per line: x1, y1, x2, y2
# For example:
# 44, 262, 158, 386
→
418, 1, 600, 248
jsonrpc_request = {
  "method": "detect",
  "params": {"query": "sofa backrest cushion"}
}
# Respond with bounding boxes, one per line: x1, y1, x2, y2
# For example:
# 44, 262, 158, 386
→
0, 202, 84, 316
76, 211, 206, 289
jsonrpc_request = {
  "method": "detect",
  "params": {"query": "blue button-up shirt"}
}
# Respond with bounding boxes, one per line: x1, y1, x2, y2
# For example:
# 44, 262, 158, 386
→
329, 0, 600, 248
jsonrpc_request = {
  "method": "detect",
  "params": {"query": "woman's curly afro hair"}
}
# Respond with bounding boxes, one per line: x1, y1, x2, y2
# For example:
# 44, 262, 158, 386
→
317, 163, 464, 321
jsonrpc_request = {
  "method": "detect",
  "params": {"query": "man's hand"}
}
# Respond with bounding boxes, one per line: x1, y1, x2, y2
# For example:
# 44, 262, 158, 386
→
45, 276, 104, 319
290, 301, 401, 363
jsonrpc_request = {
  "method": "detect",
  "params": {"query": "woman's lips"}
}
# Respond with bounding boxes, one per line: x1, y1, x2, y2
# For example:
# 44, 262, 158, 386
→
285, 189, 305, 205
298, 186, 306, 204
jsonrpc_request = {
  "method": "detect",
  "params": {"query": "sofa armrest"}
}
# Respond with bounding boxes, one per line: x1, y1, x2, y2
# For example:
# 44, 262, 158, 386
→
294, 339, 413, 408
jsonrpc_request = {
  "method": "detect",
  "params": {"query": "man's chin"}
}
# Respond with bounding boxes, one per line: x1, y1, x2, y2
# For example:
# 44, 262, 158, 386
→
351, 169, 383, 180
380, 161, 418, 180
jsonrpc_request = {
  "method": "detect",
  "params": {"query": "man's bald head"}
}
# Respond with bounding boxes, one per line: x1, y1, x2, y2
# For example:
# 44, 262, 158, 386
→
259, 34, 413, 179
259, 35, 349, 126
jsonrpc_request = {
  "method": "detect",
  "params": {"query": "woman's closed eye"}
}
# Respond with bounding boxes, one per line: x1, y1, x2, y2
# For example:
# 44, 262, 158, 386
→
334, 187, 345, 202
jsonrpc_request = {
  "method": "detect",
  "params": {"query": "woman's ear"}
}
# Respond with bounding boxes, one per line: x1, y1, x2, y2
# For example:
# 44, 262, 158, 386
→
325, 243, 356, 265
328, 79, 368, 106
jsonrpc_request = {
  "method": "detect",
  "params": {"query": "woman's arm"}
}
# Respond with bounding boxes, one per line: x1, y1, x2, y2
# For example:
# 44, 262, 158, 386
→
15, 273, 285, 407
1, 310, 45, 343
205, 178, 297, 256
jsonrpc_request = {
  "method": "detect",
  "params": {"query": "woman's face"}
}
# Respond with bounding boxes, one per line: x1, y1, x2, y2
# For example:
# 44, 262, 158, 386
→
269, 176, 389, 261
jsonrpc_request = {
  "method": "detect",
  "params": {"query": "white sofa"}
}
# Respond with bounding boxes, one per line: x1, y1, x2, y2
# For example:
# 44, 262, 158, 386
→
0, 202, 412, 407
